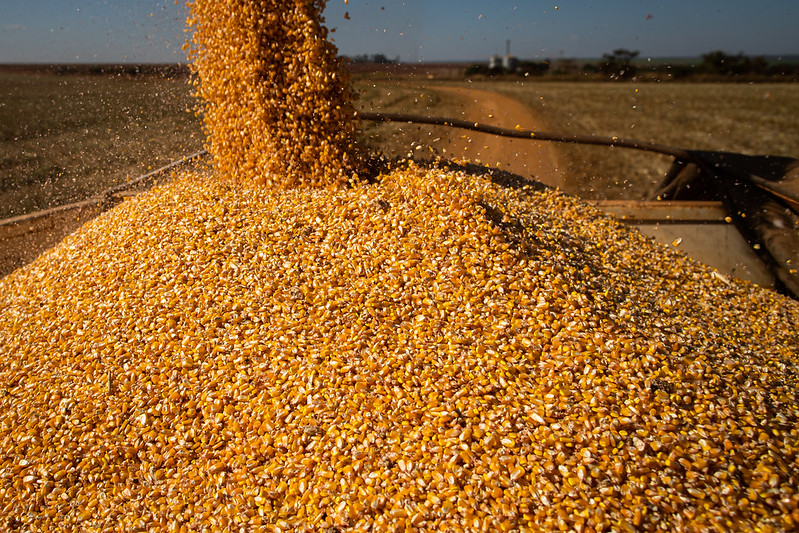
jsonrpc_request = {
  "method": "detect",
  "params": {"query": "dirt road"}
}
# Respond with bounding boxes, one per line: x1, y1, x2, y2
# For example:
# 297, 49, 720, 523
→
429, 86, 566, 189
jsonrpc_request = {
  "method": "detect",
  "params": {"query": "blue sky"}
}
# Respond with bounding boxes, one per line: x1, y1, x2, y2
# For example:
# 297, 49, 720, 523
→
1, 1, 797, 63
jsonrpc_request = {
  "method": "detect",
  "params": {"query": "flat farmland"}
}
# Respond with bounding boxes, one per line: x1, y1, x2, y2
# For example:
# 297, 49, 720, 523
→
461, 81, 799, 199
3, 71, 798, 218
356, 80, 799, 198
0, 71, 203, 218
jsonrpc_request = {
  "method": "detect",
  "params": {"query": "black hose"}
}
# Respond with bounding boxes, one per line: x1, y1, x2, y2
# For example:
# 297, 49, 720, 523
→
358, 111, 695, 161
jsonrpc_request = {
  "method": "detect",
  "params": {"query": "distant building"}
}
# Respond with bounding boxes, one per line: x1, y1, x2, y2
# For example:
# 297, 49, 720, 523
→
502, 54, 518, 71
488, 40, 518, 72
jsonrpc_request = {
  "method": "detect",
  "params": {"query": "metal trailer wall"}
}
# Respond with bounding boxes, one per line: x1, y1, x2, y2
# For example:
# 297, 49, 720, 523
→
0, 151, 207, 278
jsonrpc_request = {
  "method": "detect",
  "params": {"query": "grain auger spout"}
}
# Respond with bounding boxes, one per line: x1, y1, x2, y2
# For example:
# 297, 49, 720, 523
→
359, 111, 799, 297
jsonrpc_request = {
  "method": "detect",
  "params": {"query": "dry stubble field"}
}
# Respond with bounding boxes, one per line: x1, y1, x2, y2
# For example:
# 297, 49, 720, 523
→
0, 72, 203, 218
2, 71, 798, 218
360, 80, 799, 199
483, 81, 799, 199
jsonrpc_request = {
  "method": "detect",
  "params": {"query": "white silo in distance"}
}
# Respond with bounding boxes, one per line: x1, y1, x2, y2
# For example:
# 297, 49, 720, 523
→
503, 40, 518, 71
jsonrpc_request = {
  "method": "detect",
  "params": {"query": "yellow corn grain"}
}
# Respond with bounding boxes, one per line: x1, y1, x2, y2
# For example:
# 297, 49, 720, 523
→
0, 1, 797, 531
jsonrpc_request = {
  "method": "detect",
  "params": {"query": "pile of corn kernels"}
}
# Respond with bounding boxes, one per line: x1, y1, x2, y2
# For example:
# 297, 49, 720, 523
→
186, 0, 361, 186
0, 164, 797, 531
1, 0, 798, 531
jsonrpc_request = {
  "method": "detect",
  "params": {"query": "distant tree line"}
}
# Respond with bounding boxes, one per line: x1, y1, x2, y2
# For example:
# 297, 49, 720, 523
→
464, 49, 799, 81
345, 53, 398, 64
598, 49, 639, 80
699, 51, 769, 75
592, 50, 799, 80
465, 60, 551, 77
0, 64, 192, 78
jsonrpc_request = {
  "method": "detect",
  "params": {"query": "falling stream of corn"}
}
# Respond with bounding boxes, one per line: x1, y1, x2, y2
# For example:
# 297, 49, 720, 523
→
0, 1, 798, 531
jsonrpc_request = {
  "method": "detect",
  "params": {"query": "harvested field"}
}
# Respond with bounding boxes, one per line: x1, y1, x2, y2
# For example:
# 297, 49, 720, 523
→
0, 71, 203, 218
478, 81, 799, 199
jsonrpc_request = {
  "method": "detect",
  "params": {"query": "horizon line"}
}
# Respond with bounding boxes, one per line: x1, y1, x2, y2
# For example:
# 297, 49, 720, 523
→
2, 53, 799, 67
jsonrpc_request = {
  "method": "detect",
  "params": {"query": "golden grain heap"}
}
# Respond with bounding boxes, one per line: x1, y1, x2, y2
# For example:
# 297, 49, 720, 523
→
1, 165, 798, 531
1, 1, 799, 532
186, 0, 361, 186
